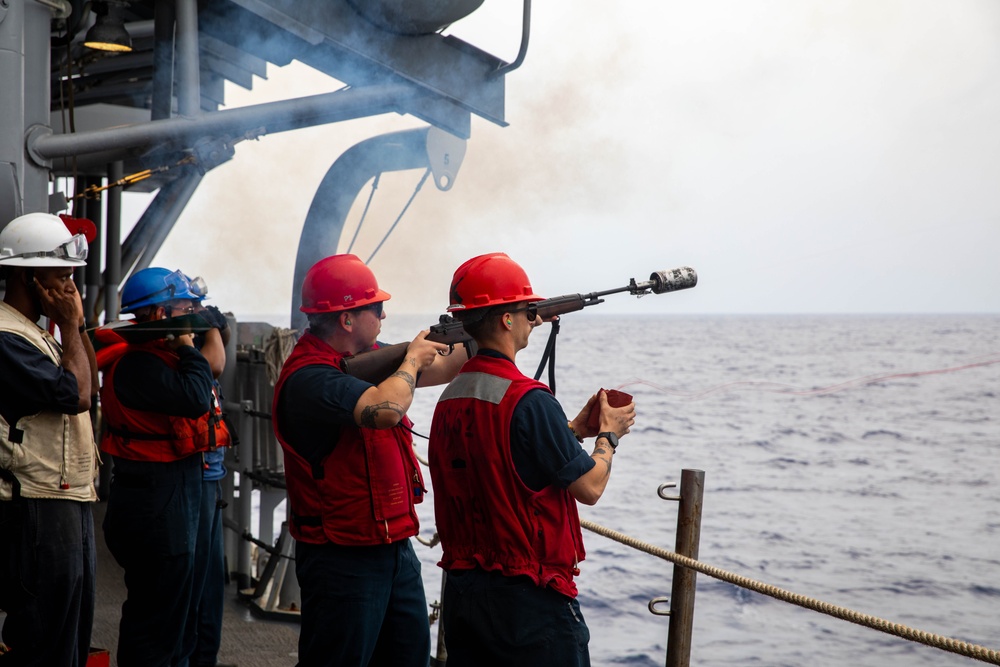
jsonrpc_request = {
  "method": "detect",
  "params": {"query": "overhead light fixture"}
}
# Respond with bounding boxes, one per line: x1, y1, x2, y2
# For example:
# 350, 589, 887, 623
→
84, 1, 132, 53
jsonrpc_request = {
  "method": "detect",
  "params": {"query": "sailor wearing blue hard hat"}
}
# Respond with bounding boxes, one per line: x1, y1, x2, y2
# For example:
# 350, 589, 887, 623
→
99, 265, 231, 666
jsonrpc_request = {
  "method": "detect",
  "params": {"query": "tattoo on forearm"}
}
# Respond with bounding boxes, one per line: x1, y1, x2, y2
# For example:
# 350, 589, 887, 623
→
593, 447, 612, 478
405, 356, 419, 370
390, 370, 416, 395
360, 401, 406, 428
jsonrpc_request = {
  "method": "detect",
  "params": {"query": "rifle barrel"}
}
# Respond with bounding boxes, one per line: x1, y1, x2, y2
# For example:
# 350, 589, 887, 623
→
536, 266, 697, 318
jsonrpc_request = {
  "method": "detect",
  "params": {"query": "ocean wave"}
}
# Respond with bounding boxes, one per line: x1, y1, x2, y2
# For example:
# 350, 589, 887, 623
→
861, 429, 905, 440
969, 584, 1000, 598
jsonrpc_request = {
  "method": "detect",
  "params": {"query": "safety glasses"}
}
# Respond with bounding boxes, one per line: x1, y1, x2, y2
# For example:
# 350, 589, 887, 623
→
122, 269, 208, 310
186, 274, 208, 298
10, 233, 89, 262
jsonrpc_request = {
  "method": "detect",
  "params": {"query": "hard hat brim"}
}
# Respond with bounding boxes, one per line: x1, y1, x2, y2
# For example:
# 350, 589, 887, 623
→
0, 256, 88, 268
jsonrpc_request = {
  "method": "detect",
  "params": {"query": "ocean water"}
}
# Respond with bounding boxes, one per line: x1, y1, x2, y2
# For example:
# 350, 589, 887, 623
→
375, 313, 1000, 667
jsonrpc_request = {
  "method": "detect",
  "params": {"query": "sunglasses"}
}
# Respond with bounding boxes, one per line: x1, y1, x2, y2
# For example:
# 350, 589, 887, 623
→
508, 304, 538, 321
165, 304, 196, 317
354, 301, 384, 318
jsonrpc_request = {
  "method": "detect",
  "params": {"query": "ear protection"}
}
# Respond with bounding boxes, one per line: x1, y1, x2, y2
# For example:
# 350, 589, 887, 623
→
345, 318, 351, 326
506, 317, 512, 326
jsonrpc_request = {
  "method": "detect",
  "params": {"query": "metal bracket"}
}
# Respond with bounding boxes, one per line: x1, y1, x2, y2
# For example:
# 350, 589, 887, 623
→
34, 0, 71, 18
425, 126, 466, 191
648, 596, 672, 616
192, 136, 236, 174
658, 482, 680, 501
24, 124, 53, 168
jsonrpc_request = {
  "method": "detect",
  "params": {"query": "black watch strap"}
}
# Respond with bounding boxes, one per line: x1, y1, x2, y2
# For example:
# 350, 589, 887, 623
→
597, 431, 619, 450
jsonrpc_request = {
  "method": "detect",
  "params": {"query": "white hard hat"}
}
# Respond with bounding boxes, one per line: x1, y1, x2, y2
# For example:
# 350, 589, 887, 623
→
0, 213, 88, 267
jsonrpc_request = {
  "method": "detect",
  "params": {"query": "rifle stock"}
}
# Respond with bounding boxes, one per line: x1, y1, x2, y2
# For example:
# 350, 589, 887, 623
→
339, 266, 697, 384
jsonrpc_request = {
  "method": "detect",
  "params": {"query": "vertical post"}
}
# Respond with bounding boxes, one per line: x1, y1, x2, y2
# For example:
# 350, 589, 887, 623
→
83, 179, 103, 325
151, 0, 176, 121
175, 0, 200, 117
235, 398, 254, 590
104, 162, 123, 321
431, 571, 449, 667
665, 469, 704, 667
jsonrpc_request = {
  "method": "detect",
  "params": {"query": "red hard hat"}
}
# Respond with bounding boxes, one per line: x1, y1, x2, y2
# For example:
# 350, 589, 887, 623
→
300, 254, 391, 313
447, 252, 543, 312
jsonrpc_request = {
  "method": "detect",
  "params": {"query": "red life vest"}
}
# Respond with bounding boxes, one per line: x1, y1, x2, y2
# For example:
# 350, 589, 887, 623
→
272, 332, 424, 546
429, 354, 586, 599
100, 340, 230, 462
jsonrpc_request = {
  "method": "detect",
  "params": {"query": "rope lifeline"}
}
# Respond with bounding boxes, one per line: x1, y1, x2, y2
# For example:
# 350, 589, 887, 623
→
579, 518, 1000, 665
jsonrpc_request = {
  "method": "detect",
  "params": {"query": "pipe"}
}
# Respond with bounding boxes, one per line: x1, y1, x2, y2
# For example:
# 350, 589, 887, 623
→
29, 84, 414, 163
83, 176, 104, 325
34, 0, 72, 19
151, 1, 176, 121
104, 162, 125, 322
175, 0, 200, 116
490, 0, 531, 79
104, 161, 123, 321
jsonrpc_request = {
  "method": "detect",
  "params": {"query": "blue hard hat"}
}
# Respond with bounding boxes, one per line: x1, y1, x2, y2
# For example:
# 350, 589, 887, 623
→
121, 267, 208, 313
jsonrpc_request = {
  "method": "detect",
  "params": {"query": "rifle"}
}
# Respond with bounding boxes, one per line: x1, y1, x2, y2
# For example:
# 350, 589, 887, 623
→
93, 313, 214, 345
339, 266, 698, 385
339, 315, 472, 384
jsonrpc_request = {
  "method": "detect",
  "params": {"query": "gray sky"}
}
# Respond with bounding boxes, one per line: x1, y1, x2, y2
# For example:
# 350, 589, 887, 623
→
139, 0, 1000, 320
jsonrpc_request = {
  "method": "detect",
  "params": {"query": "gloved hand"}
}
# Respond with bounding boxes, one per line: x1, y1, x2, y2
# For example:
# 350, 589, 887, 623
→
201, 304, 230, 332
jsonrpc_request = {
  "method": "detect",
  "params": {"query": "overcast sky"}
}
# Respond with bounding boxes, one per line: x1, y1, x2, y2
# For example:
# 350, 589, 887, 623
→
139, 0, 1000, 321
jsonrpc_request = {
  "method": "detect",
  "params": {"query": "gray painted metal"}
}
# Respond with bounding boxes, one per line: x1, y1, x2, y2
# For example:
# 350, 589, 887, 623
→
104, 161, 123, 321
104, 162, 122, 322
289, 126, 465, 332
128, 170, 203, 275
28, 84, 414, 163
0, 0, 54, 218
490, 0, 531, 80
346, 0, 484, 36
176, 0, 201, 117
201, 0, 501, 136
666, 469, 705, 667
151, 1, 175, 122
82, 175, 103, 324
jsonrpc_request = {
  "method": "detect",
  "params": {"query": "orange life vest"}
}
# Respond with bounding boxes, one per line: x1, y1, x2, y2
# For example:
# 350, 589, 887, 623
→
100, 340, 229, 462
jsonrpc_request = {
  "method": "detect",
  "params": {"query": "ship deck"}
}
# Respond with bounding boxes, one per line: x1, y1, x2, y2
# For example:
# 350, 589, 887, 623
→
2, 501, 301, 667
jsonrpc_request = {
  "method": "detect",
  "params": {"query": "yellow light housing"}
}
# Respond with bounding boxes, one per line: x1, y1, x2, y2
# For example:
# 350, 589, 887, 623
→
83, 2, 132, 53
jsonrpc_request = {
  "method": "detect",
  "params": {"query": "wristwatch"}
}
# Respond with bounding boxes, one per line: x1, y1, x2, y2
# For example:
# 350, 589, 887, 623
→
597, 431, 619, 450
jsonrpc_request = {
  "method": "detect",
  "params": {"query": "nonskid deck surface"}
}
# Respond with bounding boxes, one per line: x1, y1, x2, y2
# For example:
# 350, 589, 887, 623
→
88, 501, 300, 667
